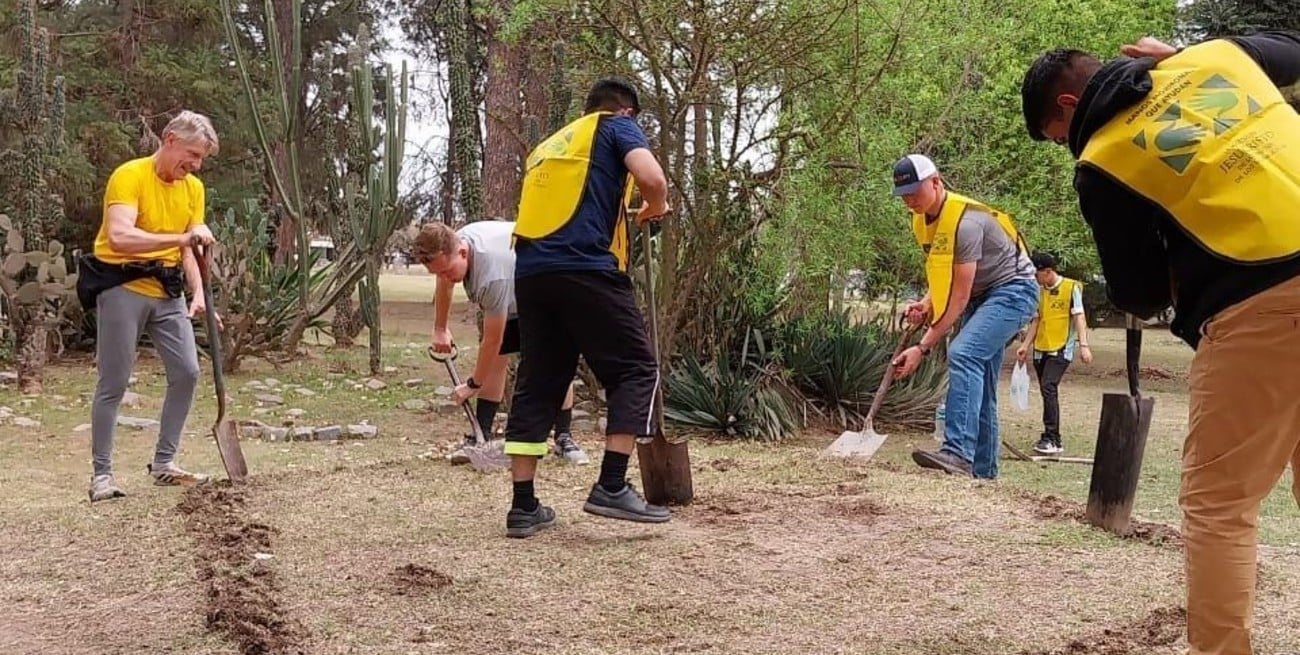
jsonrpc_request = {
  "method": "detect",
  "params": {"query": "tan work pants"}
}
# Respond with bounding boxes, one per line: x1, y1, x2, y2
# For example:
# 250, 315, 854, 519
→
1183, 274, 1300, 655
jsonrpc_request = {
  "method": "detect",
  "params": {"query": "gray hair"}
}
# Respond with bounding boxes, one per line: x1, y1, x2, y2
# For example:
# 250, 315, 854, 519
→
161, 110, 219, 156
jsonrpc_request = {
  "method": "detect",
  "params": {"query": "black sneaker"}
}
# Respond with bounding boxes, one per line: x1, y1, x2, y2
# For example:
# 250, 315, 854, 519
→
1034, 436, 1064, 455
506, 503, 557, 538
583, 482, 671, 523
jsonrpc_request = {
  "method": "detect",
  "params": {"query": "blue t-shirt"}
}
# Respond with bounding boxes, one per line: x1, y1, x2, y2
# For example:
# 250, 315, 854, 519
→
514, 115, 650, 278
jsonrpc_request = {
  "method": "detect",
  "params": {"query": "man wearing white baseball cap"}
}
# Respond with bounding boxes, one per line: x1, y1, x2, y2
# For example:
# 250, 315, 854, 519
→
888, 154, 1039, 479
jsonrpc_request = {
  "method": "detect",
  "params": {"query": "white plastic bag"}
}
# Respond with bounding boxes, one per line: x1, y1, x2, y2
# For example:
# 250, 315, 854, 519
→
1010, 361, 1031, 411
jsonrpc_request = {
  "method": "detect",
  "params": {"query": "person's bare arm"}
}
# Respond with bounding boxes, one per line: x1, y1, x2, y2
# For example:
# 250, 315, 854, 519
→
106, 204, 190, 254
624, 148, 670, 220
181, 246, 201, 297
471, 312, 509, 383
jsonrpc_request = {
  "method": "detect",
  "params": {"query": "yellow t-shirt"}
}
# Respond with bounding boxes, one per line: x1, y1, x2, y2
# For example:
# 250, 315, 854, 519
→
94, 156, 205, 298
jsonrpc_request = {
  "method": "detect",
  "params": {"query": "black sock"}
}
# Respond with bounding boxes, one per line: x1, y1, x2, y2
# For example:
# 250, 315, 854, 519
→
598, 450, 629, 493
475, 399, 500, 438
553, 408, 573, 436
512, 479, 538, 512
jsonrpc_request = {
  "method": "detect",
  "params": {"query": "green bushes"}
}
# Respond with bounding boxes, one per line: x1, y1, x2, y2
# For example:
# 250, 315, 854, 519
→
663, 311, 947, 441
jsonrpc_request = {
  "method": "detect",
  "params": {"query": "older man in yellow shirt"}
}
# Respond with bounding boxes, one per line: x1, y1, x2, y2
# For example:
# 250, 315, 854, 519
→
81, 110, 220, 502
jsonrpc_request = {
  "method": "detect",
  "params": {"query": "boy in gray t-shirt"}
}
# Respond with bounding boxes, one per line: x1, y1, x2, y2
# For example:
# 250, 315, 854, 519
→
414, 220, 588, 465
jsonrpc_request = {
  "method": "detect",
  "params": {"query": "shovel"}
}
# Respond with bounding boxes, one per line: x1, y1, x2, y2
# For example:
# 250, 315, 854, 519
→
426, 345, 510, 472
195, 244, 248, 483
825, 320, 922, 459
1084, 313, 1155, 534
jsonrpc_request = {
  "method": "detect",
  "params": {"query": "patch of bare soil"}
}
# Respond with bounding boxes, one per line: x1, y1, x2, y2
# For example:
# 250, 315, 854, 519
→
819, 496, 887, 523
388, 563, 453, 595
1021, 606, 1186, 655
1023, 492, 1183, 549
1105, 365, 1178, 381
177, 483, 309, 655
707, 456, 739, 472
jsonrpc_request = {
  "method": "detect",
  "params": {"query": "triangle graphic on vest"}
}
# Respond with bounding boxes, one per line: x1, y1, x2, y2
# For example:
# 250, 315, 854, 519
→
1156, 102, 1181, 122
1132, 131, 1147, 149
1160, 153, 1194, 174
1248, 96, 1262, 115
1200, 74, 1236, 89
1213, 117, 1240, 135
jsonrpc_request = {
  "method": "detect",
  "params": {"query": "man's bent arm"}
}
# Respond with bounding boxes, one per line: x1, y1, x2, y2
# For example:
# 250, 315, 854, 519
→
1074, 169, 1172, 319
1227, 30, 1300, 88
433, 277, 453, 331
106, 205, 188, 254
918, 261, 976, 349
1022, 315, 1040, 347
181, 246, 202, 297
471, 312, 508, 383
625, 148, 668, 209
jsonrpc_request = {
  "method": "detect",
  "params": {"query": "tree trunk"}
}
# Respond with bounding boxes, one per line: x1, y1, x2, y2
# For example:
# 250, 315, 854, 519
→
483, 1, 524, 219
331, 286, 360, 348
443, 0, 484, 221
15, 307, 46, 394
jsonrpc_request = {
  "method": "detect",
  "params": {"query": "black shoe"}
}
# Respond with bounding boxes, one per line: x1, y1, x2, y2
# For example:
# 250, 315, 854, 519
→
583, 482, 671, 523
506, 503, 557, 538
1034, 435, 1063, 455
911, 449, 973, 476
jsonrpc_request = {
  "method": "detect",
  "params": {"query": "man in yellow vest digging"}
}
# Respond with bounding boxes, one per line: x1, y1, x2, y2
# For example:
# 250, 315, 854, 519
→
1015, 252, 1092, 455
502, 77, 672, 538
1021, 30, 1300, 655
889, 154, 1039, 479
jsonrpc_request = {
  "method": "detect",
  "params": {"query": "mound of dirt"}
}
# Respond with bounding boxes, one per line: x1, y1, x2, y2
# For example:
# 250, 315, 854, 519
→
389, 563, 453, 594
1106, 365, 1177, 381
1022, 606, 1186, 655
178, 483, 309, 655
1022, 492, 1183, 549
820, 496, 886, 523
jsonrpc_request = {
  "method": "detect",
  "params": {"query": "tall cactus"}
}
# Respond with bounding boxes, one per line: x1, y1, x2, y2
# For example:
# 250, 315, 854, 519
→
342, 54, 409, 374
443, 0, 484, 221
0, 0, 70, 394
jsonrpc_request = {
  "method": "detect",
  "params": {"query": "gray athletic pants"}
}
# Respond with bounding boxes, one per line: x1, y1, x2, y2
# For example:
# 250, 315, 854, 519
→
91, 285, 200, 476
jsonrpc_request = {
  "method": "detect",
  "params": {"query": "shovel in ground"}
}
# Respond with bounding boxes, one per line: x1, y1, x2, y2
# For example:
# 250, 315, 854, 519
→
1085, 313, 1155, 534
426, 345, 510, 472
196, 244, 248, 483
825, 320, 922, 459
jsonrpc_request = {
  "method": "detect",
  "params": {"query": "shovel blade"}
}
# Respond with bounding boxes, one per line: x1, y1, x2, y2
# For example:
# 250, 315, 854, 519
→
825, 429, 888, 459
465, 440, 511, 472
214, 420, 249, 483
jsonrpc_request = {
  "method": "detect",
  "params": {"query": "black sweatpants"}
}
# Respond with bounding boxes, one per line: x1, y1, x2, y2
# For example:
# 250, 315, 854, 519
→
503, 270, 659, 456
1033, 352, 1071, 440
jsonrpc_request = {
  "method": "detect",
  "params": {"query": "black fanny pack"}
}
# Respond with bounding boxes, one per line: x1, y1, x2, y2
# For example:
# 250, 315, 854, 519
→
75, 254, 186, 309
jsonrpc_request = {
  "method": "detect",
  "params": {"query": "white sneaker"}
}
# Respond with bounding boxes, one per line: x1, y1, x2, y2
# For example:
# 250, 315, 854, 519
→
553, 433, 591, 465
89, 474, 126, 502
147, 462, 211, 486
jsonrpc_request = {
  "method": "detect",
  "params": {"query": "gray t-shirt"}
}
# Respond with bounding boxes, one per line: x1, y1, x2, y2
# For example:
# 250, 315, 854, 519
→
458, 220, 517, 318
953, 208, 1036, 296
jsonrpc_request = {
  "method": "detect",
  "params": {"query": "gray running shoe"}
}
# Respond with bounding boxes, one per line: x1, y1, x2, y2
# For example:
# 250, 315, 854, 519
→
553, 433, 591, 465
583, 482, 671, 523
506, 504, 557, 538
89, 474, 126, 502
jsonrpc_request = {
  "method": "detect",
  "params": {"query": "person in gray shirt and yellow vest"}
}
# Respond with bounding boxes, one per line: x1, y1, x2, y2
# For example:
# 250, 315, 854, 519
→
1015, 252, 1092, 455
414, 220, 590, 466
1021, 30, 1300, 655
888, 154, 1040, 480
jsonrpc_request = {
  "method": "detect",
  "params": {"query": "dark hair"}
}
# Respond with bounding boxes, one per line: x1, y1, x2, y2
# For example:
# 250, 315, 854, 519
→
1021, 48, 1101, 140
1030, 251, 1058, 270
584, 76, 641, 114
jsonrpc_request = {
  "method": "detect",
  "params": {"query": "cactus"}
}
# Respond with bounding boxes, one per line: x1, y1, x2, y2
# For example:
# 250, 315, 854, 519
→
0, 0, 70, 393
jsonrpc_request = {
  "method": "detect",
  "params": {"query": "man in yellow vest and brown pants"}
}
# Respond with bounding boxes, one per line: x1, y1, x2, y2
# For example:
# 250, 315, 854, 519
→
1016, 252, 1092, 455
1021, 30, 1300, 655
889, 154, 1039, 480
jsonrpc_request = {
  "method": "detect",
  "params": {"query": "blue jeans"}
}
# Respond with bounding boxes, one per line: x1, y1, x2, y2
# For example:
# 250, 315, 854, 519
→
940, 278, 1039, 478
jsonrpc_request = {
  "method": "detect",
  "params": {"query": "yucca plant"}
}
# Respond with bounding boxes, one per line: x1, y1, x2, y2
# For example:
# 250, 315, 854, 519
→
773, 311, 947, 429
664, 330, 800, 441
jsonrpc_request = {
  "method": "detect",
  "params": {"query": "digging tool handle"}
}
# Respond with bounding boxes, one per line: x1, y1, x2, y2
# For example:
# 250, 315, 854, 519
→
864, 322, 922, 423
1125, 313, 1142, 398
195, 246, 226, 424
428, 346, 486, 444
639, 220, 666, 441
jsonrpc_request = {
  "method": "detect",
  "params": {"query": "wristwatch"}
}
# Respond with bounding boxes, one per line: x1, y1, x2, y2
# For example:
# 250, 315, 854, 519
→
466, 377, 482, 390
918, 342, 932, 356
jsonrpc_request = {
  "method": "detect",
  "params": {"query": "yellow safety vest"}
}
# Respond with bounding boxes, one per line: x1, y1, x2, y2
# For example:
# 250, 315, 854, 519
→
1079, 38, 1300, 264
514, 111, 637, 270
1034, 277, 1079, 352
912, 191, 1026, 326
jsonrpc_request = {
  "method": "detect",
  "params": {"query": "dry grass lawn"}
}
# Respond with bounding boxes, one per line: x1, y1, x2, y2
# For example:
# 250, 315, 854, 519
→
1, 273, 1297, 654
